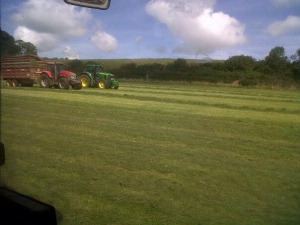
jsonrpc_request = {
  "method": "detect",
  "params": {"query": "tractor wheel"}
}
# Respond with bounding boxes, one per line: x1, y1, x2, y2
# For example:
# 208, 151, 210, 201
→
58, 78, 70, 89
79, 75, 90, 88
114, 86, 119, 89
6, 80, 12, 86
97, 80, 106, 89
11, 79, 19, 87
40, 74, 51, 88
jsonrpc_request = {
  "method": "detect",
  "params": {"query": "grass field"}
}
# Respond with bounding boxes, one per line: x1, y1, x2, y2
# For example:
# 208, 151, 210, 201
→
1, 81, 300, 224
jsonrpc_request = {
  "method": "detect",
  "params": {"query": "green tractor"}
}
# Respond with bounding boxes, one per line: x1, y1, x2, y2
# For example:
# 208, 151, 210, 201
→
79, 64, 119, 89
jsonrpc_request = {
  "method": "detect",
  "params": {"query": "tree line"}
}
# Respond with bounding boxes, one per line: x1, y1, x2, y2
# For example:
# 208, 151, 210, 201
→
65, 47, 300, 87
1, 30, 37, 57
110, 47, 300, 87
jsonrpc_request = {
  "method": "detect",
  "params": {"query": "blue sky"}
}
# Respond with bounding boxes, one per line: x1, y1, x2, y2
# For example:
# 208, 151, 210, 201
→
1, 0, 300, 60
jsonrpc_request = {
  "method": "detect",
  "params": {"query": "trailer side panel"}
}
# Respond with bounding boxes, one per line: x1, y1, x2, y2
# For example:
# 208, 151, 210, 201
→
1, 55, 47, 85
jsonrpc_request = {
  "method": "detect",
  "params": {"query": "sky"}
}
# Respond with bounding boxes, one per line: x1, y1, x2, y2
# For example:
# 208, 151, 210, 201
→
1, 0, 300, 60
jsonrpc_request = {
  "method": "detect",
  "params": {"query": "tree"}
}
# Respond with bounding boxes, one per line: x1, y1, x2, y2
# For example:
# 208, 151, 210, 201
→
173, 58, 189, 71
224, 55, 256, 72
290, 49, 300, 63
265, 46, 289, 75
253, 60, 270, 74
15, 40, 37, 56
210, 61, 226, 71
1, 30, 20, 57
118, 63, 137, 78
67, 59, 85, 75
290, 49, 300, 79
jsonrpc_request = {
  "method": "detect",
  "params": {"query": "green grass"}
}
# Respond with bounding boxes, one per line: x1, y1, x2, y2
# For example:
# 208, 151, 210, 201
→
1, 81, 300, 224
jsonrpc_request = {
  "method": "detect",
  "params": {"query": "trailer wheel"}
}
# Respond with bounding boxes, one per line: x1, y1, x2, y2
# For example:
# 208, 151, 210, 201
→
97, 80, 105, 89
6, 80, 12, 86
40, 74, 51, 88
79, 75, 90, 87
58, 78, 70, 89
11, 79, 19, 87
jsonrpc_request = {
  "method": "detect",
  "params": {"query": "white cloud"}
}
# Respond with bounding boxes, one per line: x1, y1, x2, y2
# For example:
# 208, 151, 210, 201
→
14, 26, 58, 52
63, 46, 79, 59
90, 31, 118, 52
145, 0, 247, 55
11, 0, 92, 52
266, 15, 300, 36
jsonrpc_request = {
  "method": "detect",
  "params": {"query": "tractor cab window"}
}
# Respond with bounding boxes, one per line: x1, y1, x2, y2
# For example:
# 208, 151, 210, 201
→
47, 63, 65, 74
47, 64, 56, 75
86, 66, 95, 73
95, 66, 103, 73
56, 64, 65, 72
86, 65, 103, 74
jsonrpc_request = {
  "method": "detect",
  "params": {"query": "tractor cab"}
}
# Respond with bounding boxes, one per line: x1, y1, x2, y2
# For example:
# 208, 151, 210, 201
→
85, 65, 103, 73
47, 62, 66, 81
85, 65, 104, 80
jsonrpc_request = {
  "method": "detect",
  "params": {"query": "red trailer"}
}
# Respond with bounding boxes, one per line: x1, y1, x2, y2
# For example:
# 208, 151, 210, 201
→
1, 55, 47, 87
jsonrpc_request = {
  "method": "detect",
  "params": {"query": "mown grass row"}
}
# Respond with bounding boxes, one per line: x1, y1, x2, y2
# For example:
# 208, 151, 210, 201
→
1, 82, 300, 224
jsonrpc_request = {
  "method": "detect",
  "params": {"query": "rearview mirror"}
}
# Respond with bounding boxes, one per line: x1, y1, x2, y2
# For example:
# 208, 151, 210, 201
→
64, 0, 111, 10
